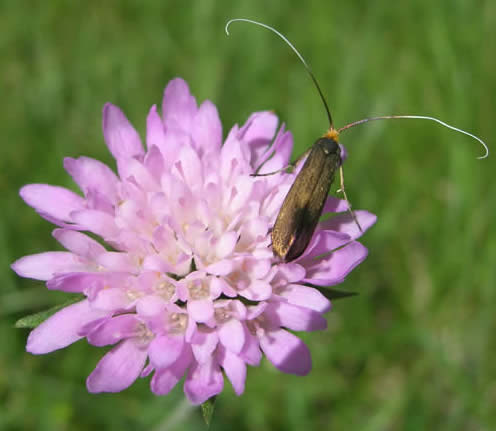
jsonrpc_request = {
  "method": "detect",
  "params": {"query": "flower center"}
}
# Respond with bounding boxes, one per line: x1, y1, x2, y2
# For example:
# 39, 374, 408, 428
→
155, 280, 175, 301
135, 322, 154, 346
214, 307, 231, 324
188, 280, 209, 300
168, 312, 188, 334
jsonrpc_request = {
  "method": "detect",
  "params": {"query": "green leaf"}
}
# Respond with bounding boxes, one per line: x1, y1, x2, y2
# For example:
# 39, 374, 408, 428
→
200, 396, 216, 428
15, 295, 85, 329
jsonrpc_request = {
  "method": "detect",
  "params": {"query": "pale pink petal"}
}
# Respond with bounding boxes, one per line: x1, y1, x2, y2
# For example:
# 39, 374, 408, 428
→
46, 272, 115, 293
70, 209, 119, 238
191, 329, 218, 364
278, 285, 331, 313
319, 210, 377, 239
239, 111, 279, 165
158, 129, 190, 167
218, 347, 246, 396
192, 100, 222, 153
135, 295, 167, 317
220, 134, 250, 181
11, 252, 85, 281
86, 339, 148, 393
215, 231, 238, 259
246, 302, 267, 320
94, 252, 135, 272
27, 300, 109, 354
148, 335, 184, 369
218, 318, 245, 354
102, 103, 144, 161
303, 241, 368, 286
52, 229, 106, 259
187, 299, 214, 323
260, 328, 311, 376
265, 301, 328, 331
275, 263, 306, 283
173, 144, 203, 189
144, 145, 165, 181
299, 230, 351, 260
118, 157, 158, 191
242, 280, 272, 301
151, 345, 193, 395
162, 78, 197, 132
20, 184, 85, 222
87, 314, 140, 346
257, 127, 293, 174
92, 287, 133, 311
229, 177, 255, 213
63, 156, 119, 203
184, 358, 224, 405
146, 105, 166, 150
204, 260, 233, 276
239, 326, 262, 366
322, 196, 350, 213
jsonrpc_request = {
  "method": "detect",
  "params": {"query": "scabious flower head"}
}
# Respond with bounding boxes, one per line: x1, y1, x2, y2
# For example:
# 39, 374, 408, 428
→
12, 78, 376, 404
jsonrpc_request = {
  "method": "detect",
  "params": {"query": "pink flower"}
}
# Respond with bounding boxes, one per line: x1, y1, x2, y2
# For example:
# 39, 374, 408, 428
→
11, 78, 376, 405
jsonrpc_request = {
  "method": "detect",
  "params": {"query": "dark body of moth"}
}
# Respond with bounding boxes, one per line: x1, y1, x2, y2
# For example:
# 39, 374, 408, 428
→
271, 136, 341, 262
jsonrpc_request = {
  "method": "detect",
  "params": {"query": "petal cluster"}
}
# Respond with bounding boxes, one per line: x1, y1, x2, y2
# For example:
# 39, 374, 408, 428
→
12, 78, 375, 404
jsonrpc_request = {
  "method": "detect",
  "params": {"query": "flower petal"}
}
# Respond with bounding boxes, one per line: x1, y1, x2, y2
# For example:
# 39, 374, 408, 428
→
242, 280, 272, 301
278, 284, 331, 313
239, 111, 279, 166
87, 314, 140, 346
303, 241, 368, 286
265, 301, 328, 331
319, 210, 377, 239
215, 231, 238, 259
184, 358, 224, 405
218, 318, 245, 354
46, 272, 126, 294
148, 334, 185, 369
20, 184, 85, 222
299, 230, 351, 260
11, 252, 85, 281
192, 100, 222, 153
322, 196, 350, 213
260, 328, 311, 376
151, 345, 193, 395
187, 299, 214, 323
162, 78, 197, 133
86, 339, 148, 393
102, 103, 144, 161
191, 329, 218, 364
27, 300, 109, 354
239, 326, 262, 366
146, 104, 166, 150
92, 287, 133, 311
63, 156, 119, 203
52, 229, 106, 259
218, 347, 246, 396
70, 210, 119, 238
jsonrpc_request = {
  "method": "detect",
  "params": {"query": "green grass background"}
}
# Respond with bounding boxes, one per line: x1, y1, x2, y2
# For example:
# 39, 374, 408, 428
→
2, 1, 495, 430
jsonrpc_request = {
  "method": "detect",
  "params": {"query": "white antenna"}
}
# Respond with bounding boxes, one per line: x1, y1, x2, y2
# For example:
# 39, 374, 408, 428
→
338, 115, 489, 159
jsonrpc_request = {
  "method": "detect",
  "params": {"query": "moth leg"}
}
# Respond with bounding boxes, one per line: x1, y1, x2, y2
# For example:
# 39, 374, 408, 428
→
251, 148, 312, 177
337, 166, 363, 233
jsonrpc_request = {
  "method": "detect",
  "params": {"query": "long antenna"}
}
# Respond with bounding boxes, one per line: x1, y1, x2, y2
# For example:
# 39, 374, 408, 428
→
225, 19, 489, 160
338, 115, 489, 159
225, 18, 334, 129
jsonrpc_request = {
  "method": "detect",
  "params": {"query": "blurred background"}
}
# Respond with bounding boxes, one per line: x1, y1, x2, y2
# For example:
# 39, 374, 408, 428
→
1, 1, 495, 430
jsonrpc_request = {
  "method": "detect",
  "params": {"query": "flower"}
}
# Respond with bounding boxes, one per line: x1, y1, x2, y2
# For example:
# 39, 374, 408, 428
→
11, 78, 376, 404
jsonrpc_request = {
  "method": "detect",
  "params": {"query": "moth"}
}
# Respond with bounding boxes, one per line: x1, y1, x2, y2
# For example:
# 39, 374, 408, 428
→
226, 19, 488, 262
